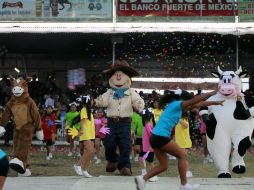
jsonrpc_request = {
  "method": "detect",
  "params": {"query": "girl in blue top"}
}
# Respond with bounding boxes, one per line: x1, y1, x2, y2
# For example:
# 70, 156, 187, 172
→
135, 90, 223, 190
0, 149, 9, 190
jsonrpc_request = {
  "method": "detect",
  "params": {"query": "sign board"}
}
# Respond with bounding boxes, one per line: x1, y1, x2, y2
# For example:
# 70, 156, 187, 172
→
0, 0, 112, 21
117, 0, 236, 17
239, 0, 254, 21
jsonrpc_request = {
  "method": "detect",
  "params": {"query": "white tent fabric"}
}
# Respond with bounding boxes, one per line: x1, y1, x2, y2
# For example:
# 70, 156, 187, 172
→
0, 22, 254, 35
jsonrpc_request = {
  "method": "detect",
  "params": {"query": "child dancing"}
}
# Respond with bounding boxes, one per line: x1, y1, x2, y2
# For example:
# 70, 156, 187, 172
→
76, 95, 95, 178
135, 90, 223, 190
139, 108, 157, 182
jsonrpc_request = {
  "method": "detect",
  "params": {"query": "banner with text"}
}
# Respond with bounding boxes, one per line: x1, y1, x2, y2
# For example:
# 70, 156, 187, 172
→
117, 0, 236, 17
239, 0, 254, 21
0, 0, 112, 21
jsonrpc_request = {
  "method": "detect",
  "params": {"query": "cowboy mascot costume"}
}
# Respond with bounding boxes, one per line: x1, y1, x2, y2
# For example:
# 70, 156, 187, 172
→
95, 60, 144, 176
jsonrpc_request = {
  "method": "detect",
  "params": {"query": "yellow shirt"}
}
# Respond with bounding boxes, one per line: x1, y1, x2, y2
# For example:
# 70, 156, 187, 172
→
79, 107, 95, 141
153, 108, 163, 123
175, 118, 192, 149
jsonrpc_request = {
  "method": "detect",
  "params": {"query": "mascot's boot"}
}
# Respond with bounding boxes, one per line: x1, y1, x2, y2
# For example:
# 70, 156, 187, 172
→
0, 126, 6, 137
120, 167, 132, 176
9, 158, 26, 174
18, 169, 31, 177
106, 162, 117, 172
218, 172, 231, 178
232, 165, 246, 174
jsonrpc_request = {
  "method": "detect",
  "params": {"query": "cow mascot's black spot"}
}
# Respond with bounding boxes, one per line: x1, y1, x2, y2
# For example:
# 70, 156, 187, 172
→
200, 66, 254, 178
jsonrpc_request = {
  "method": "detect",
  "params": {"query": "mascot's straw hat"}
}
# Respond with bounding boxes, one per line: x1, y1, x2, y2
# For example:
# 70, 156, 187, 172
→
103, 60, 139, 78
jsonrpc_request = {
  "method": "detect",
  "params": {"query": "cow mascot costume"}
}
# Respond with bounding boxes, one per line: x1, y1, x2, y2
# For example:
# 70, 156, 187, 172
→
95, 60, 144, 176
200, 66, 254, 178
0, 77, 43, 176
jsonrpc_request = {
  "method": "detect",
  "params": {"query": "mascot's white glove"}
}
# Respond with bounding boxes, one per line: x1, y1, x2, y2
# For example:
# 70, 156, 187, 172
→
248, 107, 254, 117
0, 126, 6, 137
35, 130, 44, 141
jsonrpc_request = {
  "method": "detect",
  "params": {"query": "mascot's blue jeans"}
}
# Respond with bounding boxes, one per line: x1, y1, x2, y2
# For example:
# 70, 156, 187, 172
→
104, 118, 131, 170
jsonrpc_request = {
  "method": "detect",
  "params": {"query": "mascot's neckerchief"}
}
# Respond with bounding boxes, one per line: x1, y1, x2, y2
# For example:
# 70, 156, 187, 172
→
111, 88, 129, 99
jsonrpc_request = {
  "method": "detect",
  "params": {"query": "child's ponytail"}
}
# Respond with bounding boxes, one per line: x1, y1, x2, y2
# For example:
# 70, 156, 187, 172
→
81, 95, 92, 121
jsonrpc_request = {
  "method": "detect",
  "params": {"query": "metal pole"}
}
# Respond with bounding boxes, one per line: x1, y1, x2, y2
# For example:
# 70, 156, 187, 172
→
112, 0, 116, 66
112, 42, 116, 66
22, 55, 28, 77
113, 0, 116, 28
236, 36, 239, 69
235, 1, 239, 70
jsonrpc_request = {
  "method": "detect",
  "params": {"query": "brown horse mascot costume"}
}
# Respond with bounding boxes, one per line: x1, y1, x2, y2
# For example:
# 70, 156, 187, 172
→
0, 77, 43, 176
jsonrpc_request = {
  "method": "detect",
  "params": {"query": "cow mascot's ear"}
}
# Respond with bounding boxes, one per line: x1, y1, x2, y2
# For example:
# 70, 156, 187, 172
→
238, 72, 249, 78
211, 66, 223, 78
235, 66, 249, 78
211, 72, 220, 78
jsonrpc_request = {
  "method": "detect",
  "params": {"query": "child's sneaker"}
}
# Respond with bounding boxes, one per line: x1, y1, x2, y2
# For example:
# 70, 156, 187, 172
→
180, 183, 200, 190
46, 156, 51, 161
148, 175, 158, 182
208, 155, 214, 163
186, 170, 193, 178
134, 175, 146, 190
82, 170, 93, 178
52, 145, 56, 151
68, 152, 73, 157
40, 146, 45, 152
141, 169, 147, 176
134, 155, 139, 162
49, 153, 53, 159
168, 154, 176, 160
203, 157, 209, 164
76, 152, 81, 157
95, 159, 101, 164
73, 164, 82, 176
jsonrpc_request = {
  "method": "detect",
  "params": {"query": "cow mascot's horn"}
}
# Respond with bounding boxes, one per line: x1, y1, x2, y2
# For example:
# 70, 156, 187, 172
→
235, 66, 242, 75
217, 66, 223, 75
